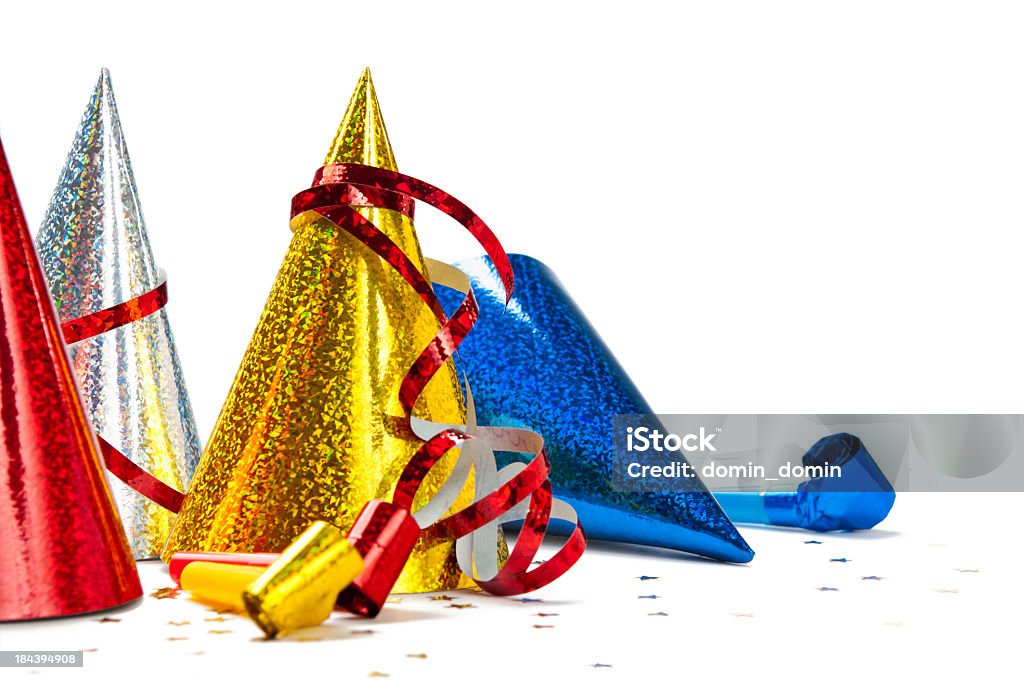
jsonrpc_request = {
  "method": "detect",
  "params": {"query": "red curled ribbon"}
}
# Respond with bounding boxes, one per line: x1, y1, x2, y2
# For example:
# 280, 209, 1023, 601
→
59, 271, 188, 512
60, 273, 169, 345
293, 162, 586, 595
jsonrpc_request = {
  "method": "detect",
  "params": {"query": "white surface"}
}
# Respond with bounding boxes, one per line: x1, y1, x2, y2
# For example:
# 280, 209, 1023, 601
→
1, 3, 1022, 679
1, 494, 1020, 679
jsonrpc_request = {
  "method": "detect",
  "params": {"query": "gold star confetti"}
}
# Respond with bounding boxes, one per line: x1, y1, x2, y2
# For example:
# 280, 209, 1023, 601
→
385, 597, 402, 604
97, 617, 121, 623
731, 612, 754, 618
368, 673, 389, 678
448, 603, 476, 609
209, 607, 236, 615
429, 595, 455, 601
533, 624, 555, 629
204, 616, 228, 623
935, 588, 959, 594
296, 636, 323, 643
166, 637, 188, 642
406, 654, 428, 659
208, 629, 233, 635
648, 612, 669, 617
351, 629, 376, 635
150, 587, 180, 600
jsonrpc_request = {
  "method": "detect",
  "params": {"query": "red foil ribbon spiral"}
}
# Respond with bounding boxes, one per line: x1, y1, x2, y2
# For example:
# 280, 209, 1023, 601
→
293, 163, 585, 595
59, 271, 187, 513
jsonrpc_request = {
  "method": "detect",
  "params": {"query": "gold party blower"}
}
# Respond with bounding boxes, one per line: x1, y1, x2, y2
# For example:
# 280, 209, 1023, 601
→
162, 69, 475, 596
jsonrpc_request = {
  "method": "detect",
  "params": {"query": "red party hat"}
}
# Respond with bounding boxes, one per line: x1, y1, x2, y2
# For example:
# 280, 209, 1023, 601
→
0, 138, 142, 621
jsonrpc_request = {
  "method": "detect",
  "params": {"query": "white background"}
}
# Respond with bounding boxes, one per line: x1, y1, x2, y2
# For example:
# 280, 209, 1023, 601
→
1, 2, 1022, 678
4, 1, 1024, 432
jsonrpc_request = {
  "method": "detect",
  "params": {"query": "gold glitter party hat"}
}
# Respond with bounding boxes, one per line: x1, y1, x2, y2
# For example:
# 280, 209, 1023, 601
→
163, 69, 474, 593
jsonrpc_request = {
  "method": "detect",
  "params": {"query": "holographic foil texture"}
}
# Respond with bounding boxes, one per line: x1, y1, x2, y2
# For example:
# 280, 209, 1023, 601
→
163, 69, 475, 593
437, 254, 754, 562
34, 69, 201, 559
0, 139, 142, 621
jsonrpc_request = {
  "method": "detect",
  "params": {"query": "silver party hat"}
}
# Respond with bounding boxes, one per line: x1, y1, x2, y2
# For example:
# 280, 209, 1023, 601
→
35, 68, 201, 559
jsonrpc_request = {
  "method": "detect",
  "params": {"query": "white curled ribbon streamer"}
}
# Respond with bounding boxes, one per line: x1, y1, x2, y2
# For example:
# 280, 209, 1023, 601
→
409, 259, 580, 584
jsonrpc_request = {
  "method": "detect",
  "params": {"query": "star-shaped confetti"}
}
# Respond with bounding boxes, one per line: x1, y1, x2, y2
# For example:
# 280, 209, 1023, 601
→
368, 673, 389, 678
166, 637, 188, 642
429, 595, 456, 601
150, 587, 180, 600
591, 663, 612, 669
448, 603, 476, 609
518, 597, 543, 603
861, 576, 885, 581
204, 616, 228, 623
638, 594, 660, 600
97, 617, 121, 623
167, 621, 190, 626
208, 630, 232, 635
830, 558, 850, 563
636, 575, 660, 581
804, 540, 823, 544
406, 654, 428, 659
817, 587, 839, 592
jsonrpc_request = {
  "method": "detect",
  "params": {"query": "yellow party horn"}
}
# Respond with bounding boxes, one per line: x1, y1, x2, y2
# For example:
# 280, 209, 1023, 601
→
180, 562, 266, 611
242, 521, 364, 639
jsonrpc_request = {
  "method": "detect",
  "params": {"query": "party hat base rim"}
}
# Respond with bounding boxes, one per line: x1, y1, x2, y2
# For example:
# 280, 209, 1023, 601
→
0, 593, 144, 624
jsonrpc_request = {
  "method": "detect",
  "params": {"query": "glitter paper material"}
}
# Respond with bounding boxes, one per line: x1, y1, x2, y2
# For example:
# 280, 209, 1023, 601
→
162, 69, 474, 593
35, 69, 200, 559
437, 254, 754, 562
0, 139, 142, 621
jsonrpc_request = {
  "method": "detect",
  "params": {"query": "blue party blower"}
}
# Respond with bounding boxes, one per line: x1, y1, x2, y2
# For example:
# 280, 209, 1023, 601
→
715, 433, 896, 531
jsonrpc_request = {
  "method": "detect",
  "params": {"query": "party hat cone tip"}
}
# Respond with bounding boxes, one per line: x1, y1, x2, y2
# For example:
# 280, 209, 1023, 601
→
324, 67, 397, 170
